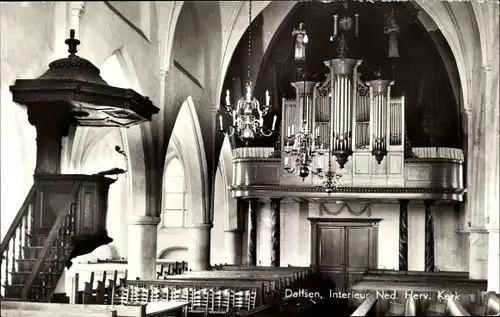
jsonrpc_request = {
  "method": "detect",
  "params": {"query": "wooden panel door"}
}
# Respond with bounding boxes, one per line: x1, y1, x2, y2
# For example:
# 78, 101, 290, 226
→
318, 227, 345, 290
310, 218, 379, 292
345, 226, 373, 290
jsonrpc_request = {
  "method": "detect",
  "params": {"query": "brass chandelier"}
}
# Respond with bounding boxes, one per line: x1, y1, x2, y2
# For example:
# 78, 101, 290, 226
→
284, 117, 326, 179
218, 0, 276, 143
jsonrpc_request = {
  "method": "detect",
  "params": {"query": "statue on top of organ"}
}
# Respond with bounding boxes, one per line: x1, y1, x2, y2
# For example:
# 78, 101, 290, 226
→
282, 3, 406, 191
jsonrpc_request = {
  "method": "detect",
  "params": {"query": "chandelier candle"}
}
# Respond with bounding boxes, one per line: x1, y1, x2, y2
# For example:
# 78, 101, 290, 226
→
333, 15, 338, 38
355, 14, 359, 37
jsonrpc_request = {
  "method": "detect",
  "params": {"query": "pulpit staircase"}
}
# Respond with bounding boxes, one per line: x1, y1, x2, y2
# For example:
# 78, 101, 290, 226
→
1, 174, 114, 303
1, 181, 79, 302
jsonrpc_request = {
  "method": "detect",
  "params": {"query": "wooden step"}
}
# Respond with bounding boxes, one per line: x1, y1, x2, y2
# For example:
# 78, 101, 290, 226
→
4, 283, 57, 299
27, 233, 49, 247
22, 246, 71, 259
426, 310, 444, 316
10, 271, 61, 285
4, 284, 26, 298
15, 259, 67, 272
30, 227, 53, 235
23, 246, 44, 259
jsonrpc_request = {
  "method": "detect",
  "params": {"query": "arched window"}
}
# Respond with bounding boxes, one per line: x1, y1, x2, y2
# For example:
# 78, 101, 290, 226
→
163, 157, 187, 227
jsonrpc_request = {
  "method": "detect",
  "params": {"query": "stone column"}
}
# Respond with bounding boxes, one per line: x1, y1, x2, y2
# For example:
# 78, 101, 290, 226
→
484, 61, 499, 292
69, 2, 85, 37
398, 199, 409, 271
224, 229, 244, 264
224, 198, 245, 264
247, 198, 258, 265
424, 200, 435, 272
187, 223, 212, 271
27, 103, 73, 174
270, 198, 282, 267
487, 229, 499, 292
466, 64, 491, 281
127, 216, 161, 280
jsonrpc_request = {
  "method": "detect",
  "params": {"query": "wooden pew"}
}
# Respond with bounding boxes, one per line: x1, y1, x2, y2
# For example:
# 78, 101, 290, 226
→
443, 296, 471, 316
163, 275, 278, 300
351, 292, 377, 316
156, 261, 188, 279
111, 279, 265, 315
208, 265, 314, 290
72, 270, 126, 305
179, 270, 303, 291
0, 300, 188, 317
351, 270, 488, 316
475, 292, 500, 315
349, 292, 473, 316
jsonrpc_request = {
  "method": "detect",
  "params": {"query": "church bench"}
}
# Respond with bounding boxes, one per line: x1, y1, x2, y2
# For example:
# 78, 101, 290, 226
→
475, 292, 500, 315
156, 261, 188, 279
351, 292, 377, 316
212, 265, 313, 274
111, 280, 265, 315
209, 266, 314, 287
365, 270, 469, 278
179, 270, 302, 289
359, 271, 471, 283
163, 275, 278, 298
352, 278, 487, 293
349, 292, 473, 316
0, 300, 187, 317
234, 304, 273, 316
71, 270, 126, 304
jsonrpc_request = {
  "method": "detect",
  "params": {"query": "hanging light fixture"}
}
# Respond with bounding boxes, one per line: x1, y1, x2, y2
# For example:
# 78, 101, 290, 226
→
283, 113, 327, 180
316, 153, 343, 194
218, 0, 276, 144
283, 3, 325, 180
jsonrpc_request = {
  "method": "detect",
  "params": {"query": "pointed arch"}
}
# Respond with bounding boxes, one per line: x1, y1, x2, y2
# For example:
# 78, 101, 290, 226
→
169, 96, 209, 224
219, 137, 238, 229
64, 48, 149, 227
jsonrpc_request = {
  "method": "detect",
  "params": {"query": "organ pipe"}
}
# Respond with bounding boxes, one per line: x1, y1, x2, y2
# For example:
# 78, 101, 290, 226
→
367, 79, 394, 164
324, 58, 361, 168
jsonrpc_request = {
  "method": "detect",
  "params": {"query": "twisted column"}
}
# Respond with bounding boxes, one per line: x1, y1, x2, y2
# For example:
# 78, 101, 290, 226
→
247, 198, 258, 266
424, 200, 436, 272
398, 199, 409, 271
270, 198, 282, 267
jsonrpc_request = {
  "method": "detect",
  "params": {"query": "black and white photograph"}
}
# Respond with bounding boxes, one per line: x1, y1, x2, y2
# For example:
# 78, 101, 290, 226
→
0, 0, 498, 316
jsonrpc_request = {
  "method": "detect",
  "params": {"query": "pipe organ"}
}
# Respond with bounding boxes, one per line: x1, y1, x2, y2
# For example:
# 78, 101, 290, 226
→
281, 59, 406, 187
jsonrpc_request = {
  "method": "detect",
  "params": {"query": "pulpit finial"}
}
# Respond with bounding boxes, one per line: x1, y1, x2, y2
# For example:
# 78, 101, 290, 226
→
65, 29, 80, 55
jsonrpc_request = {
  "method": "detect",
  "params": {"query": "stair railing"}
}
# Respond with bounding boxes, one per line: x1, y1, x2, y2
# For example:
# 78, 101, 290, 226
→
21, 183, 81, 301
0, 182, 38, 297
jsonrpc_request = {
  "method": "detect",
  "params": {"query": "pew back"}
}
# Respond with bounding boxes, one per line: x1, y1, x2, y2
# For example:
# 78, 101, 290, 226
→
112, 280, 263, 313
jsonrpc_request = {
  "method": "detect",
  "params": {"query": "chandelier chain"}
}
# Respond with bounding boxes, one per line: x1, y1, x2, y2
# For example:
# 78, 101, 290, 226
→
247, 0, 252, 83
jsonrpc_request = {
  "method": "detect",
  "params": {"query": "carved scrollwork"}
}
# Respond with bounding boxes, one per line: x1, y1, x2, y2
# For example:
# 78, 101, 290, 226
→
320, 202, 371, 216
318, 73, 330, 97
357, 73, 369, 96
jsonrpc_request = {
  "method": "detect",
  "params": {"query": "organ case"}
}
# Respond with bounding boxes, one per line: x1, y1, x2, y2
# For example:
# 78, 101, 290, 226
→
281, 61, 406, 187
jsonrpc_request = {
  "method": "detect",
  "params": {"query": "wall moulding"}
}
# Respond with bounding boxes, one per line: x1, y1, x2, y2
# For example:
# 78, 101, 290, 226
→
230, 185, 464, 202
320, 202, 371, 217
